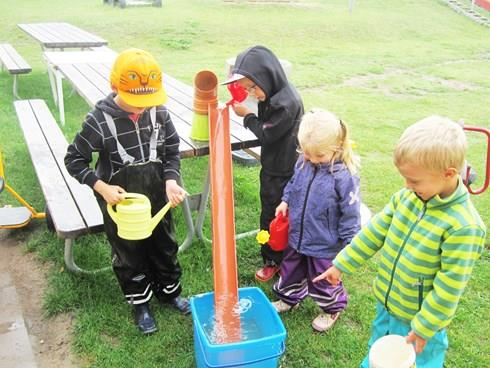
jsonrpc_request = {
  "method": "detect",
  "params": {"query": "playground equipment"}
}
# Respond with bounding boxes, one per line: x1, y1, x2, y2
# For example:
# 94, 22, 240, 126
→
104, 0, 162, 8
463, 125, 490, 195
208, 105, 241, 343
190, 71, 286, 367
0, 148, 45, 229
107, 193, 171, 240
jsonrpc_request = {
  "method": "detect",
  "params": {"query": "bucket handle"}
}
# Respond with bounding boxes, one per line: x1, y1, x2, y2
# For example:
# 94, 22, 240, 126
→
197, 337, 286, 368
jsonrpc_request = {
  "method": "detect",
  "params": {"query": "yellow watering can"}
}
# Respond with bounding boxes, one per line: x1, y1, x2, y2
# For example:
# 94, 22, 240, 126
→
107, 193, 172, 240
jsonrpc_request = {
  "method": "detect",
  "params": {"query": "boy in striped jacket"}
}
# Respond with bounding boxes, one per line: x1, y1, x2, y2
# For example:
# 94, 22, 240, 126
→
313, 116, 486, 368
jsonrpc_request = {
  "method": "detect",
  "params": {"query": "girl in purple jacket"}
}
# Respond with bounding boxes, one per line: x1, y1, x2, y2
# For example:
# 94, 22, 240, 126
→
272, 108, 361, 332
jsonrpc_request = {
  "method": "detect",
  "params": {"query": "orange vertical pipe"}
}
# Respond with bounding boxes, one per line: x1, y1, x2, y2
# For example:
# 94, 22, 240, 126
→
209, 105, 241, 343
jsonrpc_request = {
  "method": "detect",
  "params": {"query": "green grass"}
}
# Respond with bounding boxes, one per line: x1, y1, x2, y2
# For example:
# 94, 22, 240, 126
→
1, 0, 489, 367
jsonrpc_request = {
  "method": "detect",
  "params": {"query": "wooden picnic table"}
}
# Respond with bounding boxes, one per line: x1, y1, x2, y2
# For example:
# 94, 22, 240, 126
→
18, 22, 108, 50
42, 50, 259, 156
42, 49, 260, 252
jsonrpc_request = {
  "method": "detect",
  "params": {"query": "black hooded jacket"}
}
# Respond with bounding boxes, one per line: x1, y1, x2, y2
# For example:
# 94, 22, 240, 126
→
65, 93, 181, 188
232, 45, 304, 177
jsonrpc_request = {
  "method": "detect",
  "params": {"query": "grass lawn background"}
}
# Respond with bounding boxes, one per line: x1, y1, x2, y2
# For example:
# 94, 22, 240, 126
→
0, 0, 489, 367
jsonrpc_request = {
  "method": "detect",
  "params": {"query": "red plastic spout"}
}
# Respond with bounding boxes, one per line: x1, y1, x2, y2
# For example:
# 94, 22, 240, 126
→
225, 82, 248, 107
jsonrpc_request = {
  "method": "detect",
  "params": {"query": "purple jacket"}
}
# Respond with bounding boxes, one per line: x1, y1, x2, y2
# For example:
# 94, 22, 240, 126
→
282, 157, 361, 259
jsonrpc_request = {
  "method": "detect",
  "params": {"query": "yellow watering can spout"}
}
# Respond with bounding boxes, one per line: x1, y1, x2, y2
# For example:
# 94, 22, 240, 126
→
149, 201, 172, 233
107, 193, 173, 240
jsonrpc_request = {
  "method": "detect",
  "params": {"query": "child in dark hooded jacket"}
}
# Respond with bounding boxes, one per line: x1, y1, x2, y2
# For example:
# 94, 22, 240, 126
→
223, 45, 304, 282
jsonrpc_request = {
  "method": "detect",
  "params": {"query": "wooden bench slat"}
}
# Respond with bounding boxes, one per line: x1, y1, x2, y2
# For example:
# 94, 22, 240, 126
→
18, 23, 108, 49
0, 44, 31, 74
59, 64, 107, 106
14, 100, 89, 237
58, 23, 107, 44
73, 63, 110, 93
28, 99, 104, 231
38, 22, 81, 44
18, 23, 59, 45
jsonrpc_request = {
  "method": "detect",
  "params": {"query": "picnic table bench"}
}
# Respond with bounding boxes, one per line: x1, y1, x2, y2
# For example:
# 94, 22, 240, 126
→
14, 99, 107, 274
0, 44, 31, 99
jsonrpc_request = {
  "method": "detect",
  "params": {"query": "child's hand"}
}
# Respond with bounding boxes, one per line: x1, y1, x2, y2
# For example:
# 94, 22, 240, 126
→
406, 331, 427, 354
312, 266, 342, 286
232, 102, 254, 117
165, 179, 188, 207
93, 180, 126, 205
275, 201, 288, 216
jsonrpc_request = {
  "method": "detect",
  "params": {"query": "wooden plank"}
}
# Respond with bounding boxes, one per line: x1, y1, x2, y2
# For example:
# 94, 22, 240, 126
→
58, 64, 107, 106
54, 23, 106, 44
0, 44, 31, 74
13, 100, 88, 237
18, 23, 58, 46
28, 100, 104, 232
37, 22, 80, 44
74, 63, 110, 96
37, 22, 107, 47
43, 50, 116, 66
18, 22, 107, 49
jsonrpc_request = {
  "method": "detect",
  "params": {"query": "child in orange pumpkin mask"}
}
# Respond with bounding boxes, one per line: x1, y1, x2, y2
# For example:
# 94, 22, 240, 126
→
65, 48, 190, 335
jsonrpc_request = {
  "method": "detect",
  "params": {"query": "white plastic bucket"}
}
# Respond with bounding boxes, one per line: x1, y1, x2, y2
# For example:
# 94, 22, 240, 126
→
369, 334, 416, 368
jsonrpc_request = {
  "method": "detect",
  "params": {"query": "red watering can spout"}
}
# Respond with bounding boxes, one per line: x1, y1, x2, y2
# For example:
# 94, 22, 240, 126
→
225, 82, 248, 107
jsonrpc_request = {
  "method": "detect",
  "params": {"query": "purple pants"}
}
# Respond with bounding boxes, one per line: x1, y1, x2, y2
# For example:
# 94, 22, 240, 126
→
272, 247, 348, 313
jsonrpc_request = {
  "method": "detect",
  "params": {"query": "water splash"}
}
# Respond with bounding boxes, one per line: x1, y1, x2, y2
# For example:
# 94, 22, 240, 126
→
203, 297, 264, 344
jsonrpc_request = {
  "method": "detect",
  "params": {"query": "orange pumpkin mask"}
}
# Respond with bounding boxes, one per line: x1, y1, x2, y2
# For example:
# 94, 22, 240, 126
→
110, 48, 167, 107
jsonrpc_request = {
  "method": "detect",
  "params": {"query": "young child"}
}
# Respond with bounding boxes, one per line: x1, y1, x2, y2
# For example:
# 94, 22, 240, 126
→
223, 45, 304, 282
314, 116, 486, 367
65, 48, 190, 335
271, 109, 361, 332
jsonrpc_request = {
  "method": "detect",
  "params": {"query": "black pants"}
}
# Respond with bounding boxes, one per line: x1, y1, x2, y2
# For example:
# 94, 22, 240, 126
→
98, 161, 182, 305
259, 170, 291, 266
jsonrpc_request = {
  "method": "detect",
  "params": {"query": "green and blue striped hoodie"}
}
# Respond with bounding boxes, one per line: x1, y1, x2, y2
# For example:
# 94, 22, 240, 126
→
333, 180, 486, 340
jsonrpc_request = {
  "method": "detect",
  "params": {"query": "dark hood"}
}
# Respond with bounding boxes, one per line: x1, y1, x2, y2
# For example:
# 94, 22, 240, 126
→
231, 45, 288, 99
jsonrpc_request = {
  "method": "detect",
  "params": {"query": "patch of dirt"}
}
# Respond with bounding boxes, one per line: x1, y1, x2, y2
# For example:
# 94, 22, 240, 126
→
341, 68, 478, 98
0, 229, 79, 368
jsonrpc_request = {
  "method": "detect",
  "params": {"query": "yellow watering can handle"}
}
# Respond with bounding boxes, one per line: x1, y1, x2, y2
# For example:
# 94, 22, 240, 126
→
106, 192, 147, 222
120, 192, 147, 201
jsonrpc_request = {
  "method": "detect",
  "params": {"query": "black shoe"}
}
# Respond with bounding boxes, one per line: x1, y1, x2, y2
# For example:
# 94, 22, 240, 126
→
169, 296, 191, 315
133, 303, 158, 335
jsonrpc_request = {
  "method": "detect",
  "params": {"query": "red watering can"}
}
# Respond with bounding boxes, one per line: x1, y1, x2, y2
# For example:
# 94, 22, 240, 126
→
268, 212, 289, 251
225, 82, 248, 107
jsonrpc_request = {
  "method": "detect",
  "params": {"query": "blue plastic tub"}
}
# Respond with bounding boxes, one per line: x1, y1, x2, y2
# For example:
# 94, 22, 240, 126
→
190, 287, 286, 368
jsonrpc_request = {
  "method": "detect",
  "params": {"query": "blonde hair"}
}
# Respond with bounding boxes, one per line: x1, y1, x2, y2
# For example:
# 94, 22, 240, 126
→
394, 115, 467, 172
298, 108, 360, 175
